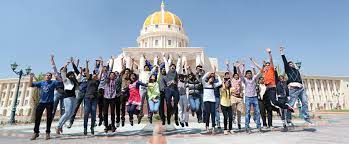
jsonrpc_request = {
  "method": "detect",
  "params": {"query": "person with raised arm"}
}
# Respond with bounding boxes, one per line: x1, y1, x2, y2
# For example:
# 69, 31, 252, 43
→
96, 56, 105, 126
177, 56, 189, 127
236, 61, 262, 133
29, 60, 61, 140
230, 61, 243, 130
202, 66, 222, 134
162, 54, 181, 125
250, 49, 294, 113
68, 57, 89, 128
126, 72, 147, 126
280, 47, 312, 124
119, 56, 134, 126
52, 56, 79, 135
158, 53, 168, 125
51, 56, 66, 119
99, 56, 119, 133
137, 54, 156, 124
220, 78, 234, 135
186, 65, 203, 123
82, 59, 101, 135
146, 65, 161, 124
195, 64, 206, 123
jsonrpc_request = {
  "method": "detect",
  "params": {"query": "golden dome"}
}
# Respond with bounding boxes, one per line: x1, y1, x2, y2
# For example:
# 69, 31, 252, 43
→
143, 1, 183, 28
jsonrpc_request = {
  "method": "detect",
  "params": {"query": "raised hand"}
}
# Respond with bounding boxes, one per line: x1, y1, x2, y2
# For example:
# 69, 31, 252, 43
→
280, 46, 285, 55
266, 48, 271, 53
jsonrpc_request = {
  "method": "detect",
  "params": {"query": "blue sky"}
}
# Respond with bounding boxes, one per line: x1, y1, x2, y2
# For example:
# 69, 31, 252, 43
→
0, 0, 348, 78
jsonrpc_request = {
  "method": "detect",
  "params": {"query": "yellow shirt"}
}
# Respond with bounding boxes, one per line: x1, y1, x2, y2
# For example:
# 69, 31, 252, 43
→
220, 88, 232, 107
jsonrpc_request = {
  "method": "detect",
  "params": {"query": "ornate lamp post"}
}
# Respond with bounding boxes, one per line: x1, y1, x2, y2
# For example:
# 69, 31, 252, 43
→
295, 62, 303, 118
8, 62, 31, 124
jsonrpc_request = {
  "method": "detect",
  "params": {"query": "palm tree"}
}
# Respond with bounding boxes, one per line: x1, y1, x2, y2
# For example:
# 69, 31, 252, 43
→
29, 73, 45, 122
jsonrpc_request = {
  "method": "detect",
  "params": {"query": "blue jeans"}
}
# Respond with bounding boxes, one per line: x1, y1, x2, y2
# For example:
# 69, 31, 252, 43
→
288, 87, 310, 120
215, 96, 221, 125
189, 95, 202, 121
245, 96, 261, 129
148, 98, 160, 113
53, 91, 65, 117
84, 97, 97, 129
57, 97, 77, 128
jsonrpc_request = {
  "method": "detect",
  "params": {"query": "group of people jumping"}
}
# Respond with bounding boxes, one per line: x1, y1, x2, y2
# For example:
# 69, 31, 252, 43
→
28, 47, 312, 140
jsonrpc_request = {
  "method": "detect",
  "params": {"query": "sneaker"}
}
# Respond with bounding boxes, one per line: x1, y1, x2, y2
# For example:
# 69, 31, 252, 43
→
162, 121, 166, 126
104, 127, 108, 133
67, 122, 73, 129
185, 122, 189, 127
281, 124, 288, 132
245, 128, 252, 134
30, 133, 39, 140
56, 127, 62, 135
217, 123, 221, 129
287, 122, 295, 127
212, 127, 216, 135
238, 124, 241, 130
224, 130, 228, 135
45, 133, 50, 140
116, 123, 120, 128
84, 128, 87, 135
198, 119, 203, 123
130, 121, 134, 126
258, 127, 263, 133
180, 122, 184, 127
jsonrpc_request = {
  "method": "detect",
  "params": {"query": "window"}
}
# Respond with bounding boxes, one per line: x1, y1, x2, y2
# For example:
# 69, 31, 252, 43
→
168, 25, 171, 29
145, 42, 148, 47
155, 40, 159, 46
155, 25, 159, 28
168, 40, 172, 46
179, 42, 182, 47
26, 91, 29, 97
24, 100, 28, 106
8, 100, 12, 106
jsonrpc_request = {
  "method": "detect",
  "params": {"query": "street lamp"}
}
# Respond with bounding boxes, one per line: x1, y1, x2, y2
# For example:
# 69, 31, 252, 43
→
8, 62, 31, 125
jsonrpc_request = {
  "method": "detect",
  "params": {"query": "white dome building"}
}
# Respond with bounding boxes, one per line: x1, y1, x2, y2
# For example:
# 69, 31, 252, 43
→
116, 1, 218, 72
137, 1, 189, 48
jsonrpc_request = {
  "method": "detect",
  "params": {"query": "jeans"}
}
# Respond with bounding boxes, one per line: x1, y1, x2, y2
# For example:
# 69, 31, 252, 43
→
178, 95, 189, 123
127, 104, 140, 122
69, 91, 85, 124
148, 98, 160, 113
204, 101, 216, 127
34, 102, 53, 134
259, 93, 273, 127
288, 87, 310, 120
266, 87, 288, 109
53, 91, 65, 117
115, 96, 121, 124
84, 97, 97, 129
57, 97, 77, 128
103, 98, 116, 128
215, 96, 221, 125
221, 105, 233, 130
245, 96, 261, 129
120, 92, 129, 123
165, 87, 180, 124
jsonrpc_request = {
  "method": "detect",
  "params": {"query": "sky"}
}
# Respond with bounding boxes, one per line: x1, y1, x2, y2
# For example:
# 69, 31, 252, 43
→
0, 0, 349, 78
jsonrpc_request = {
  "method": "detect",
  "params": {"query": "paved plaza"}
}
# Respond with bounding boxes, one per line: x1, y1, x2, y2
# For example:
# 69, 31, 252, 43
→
0, 113, 348, 144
